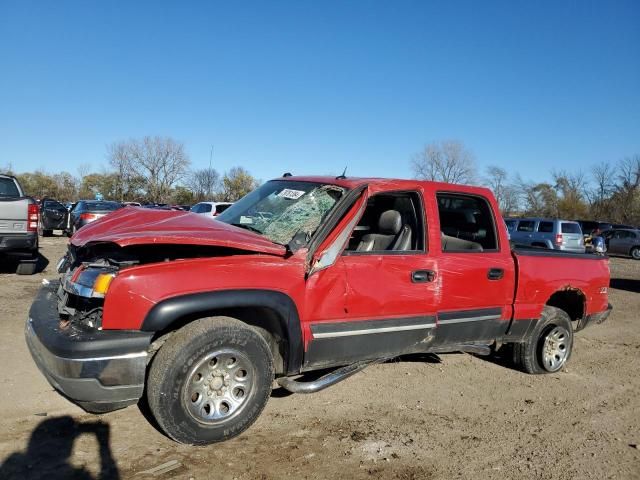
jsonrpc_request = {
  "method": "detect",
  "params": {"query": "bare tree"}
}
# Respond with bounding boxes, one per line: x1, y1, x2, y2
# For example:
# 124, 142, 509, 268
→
483, 165, 519, 215
107, 136, 191, 203
551, 170, 589, 219
589, 163, 617, 204
617, 155, 640, 190
610, 155, 640, 223
1, 162, 14, 175
411, 140, 476, 184
186, 167, 221, 201
77, 162, 91, 180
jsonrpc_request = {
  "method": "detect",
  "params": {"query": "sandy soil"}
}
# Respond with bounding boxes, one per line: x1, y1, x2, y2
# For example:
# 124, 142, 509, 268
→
0, 235, 638, 480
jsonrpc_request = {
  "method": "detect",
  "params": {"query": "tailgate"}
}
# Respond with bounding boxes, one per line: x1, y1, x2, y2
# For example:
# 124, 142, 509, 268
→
0, 198, 30, 233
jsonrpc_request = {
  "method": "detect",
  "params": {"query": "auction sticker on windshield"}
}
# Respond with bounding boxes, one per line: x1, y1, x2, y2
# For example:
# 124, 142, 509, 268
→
277, 189, 306, 200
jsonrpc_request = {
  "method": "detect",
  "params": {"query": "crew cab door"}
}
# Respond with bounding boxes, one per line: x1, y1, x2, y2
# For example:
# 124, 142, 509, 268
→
432, 191, 515, 346
304, 189, 438, 369
40, 199, 68, 230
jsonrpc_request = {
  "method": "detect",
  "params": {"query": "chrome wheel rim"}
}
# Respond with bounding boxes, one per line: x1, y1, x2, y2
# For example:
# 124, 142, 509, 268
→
541, 326, 570, 372
182, 348, 255, 425
632, 248, 640, 260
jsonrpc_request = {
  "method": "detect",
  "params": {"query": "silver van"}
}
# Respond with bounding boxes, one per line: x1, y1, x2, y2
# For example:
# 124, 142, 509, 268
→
505, 218, 585, 253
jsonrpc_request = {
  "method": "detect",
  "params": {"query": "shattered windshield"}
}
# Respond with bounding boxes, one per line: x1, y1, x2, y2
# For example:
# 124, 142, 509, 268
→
216, 180, 346, 246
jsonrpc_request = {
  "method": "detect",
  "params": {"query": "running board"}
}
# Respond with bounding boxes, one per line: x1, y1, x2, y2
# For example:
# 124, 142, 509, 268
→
429, 344, 492, 356
276, 358, 387, 394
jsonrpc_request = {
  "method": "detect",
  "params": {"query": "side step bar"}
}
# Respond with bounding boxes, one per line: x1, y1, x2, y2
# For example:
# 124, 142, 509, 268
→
277, 358, 388, 394
429, 344, 492, 356
276, 345, 491, 394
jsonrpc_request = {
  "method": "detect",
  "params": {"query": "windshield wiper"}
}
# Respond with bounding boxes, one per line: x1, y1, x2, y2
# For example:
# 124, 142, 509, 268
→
230, 223, 263, 235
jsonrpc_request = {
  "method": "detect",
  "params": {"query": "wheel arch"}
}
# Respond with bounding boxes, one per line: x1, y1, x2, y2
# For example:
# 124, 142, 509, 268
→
142, 289, 303, 375
545, 287, 586, 325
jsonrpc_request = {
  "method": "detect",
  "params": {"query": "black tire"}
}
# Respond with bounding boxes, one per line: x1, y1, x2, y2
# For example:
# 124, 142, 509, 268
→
147, 316, 274, 445
16, 261, 37, 275
630, 246, 640, 260
513, 306, 573, 374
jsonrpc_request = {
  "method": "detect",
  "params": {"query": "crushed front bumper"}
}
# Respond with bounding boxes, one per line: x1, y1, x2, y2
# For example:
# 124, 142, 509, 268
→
25, 281, 153, 413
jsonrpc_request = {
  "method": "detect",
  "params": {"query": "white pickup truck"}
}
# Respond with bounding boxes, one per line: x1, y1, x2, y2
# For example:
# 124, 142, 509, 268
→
0, 174, 39, 274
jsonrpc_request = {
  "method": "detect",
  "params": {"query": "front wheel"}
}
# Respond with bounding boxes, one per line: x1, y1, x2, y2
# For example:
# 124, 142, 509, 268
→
146, 316, 274, 445
513, 306, 573, 374
630, 246, 640, 260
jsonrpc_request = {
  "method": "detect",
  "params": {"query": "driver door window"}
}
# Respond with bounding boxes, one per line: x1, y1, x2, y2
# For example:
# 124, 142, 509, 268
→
344, 192, 425, 254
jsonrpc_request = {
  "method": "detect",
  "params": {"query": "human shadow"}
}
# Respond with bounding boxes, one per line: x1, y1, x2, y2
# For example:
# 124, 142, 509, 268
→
609, 278, 640, 294
0, 416, 120, 480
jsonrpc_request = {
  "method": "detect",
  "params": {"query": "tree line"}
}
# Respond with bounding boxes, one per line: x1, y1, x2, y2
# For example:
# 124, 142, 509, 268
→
1, 136, 260, 205
412, 140, 640, 225
3, 136, 638, 225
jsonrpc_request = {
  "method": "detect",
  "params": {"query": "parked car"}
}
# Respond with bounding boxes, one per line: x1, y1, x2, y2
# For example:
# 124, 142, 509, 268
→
575, 220, 613, 236
600, 229, 640, 259
38, 198, 69, 236
190, 201, 233, 217
26, 176, 612, 445
0, 174, 39, 274
505, 218, 585, 253
612, 224, 635, 230
66, 200, 122, 235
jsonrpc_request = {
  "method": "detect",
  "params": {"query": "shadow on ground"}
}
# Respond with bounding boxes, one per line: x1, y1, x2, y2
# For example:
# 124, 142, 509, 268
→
0, 416, 120, 480
609, 278, 640, 294
0, 252, 49, 275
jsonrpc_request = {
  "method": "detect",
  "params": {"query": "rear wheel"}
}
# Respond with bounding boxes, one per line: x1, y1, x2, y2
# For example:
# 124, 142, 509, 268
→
513, 306, 573, 374
147, 316, 274, 445
630, 246, 640, 260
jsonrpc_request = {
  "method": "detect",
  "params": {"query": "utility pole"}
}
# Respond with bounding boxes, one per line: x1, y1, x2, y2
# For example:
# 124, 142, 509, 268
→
208, 145, 214, 199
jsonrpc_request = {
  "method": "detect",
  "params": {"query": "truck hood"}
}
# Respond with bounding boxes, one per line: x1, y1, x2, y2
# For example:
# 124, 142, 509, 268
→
70, 207, 287, 256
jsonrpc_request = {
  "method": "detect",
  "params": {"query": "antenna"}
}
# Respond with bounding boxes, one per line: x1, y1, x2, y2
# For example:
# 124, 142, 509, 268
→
336, 166, 347, 180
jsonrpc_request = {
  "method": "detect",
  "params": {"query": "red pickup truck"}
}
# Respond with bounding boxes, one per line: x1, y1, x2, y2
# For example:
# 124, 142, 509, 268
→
26, 176, 612, 445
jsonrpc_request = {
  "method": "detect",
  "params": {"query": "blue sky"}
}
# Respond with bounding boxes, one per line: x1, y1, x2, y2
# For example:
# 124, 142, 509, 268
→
1, 1, 639, 184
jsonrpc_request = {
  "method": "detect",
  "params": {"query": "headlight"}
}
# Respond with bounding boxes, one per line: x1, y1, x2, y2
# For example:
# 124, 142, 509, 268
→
66, 267, 117, 298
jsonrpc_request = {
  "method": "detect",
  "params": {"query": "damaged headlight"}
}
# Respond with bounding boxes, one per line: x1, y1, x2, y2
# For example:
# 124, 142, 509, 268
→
65, 267, 117, 298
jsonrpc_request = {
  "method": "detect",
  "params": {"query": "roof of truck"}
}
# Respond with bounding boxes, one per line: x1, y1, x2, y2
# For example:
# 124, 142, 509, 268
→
277, 175, 493, 196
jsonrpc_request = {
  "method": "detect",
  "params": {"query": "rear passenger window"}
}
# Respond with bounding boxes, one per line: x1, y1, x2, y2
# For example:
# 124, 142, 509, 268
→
517, 221, 535, 232
538, 221, 553, 233
505, 220, 516, 232
437, 193, 497, 252
561, 223, 581, 234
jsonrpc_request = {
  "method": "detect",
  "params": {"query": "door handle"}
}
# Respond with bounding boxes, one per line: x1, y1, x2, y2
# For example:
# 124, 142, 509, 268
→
487, 268, 504, 280
412, 270, 436, 283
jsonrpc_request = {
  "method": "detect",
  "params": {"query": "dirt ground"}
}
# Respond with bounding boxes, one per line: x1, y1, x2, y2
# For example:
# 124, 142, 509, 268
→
0, 235, 638, 480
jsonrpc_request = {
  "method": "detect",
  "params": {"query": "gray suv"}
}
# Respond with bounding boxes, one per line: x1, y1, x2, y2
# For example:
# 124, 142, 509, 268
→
505, 218, 585, 253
